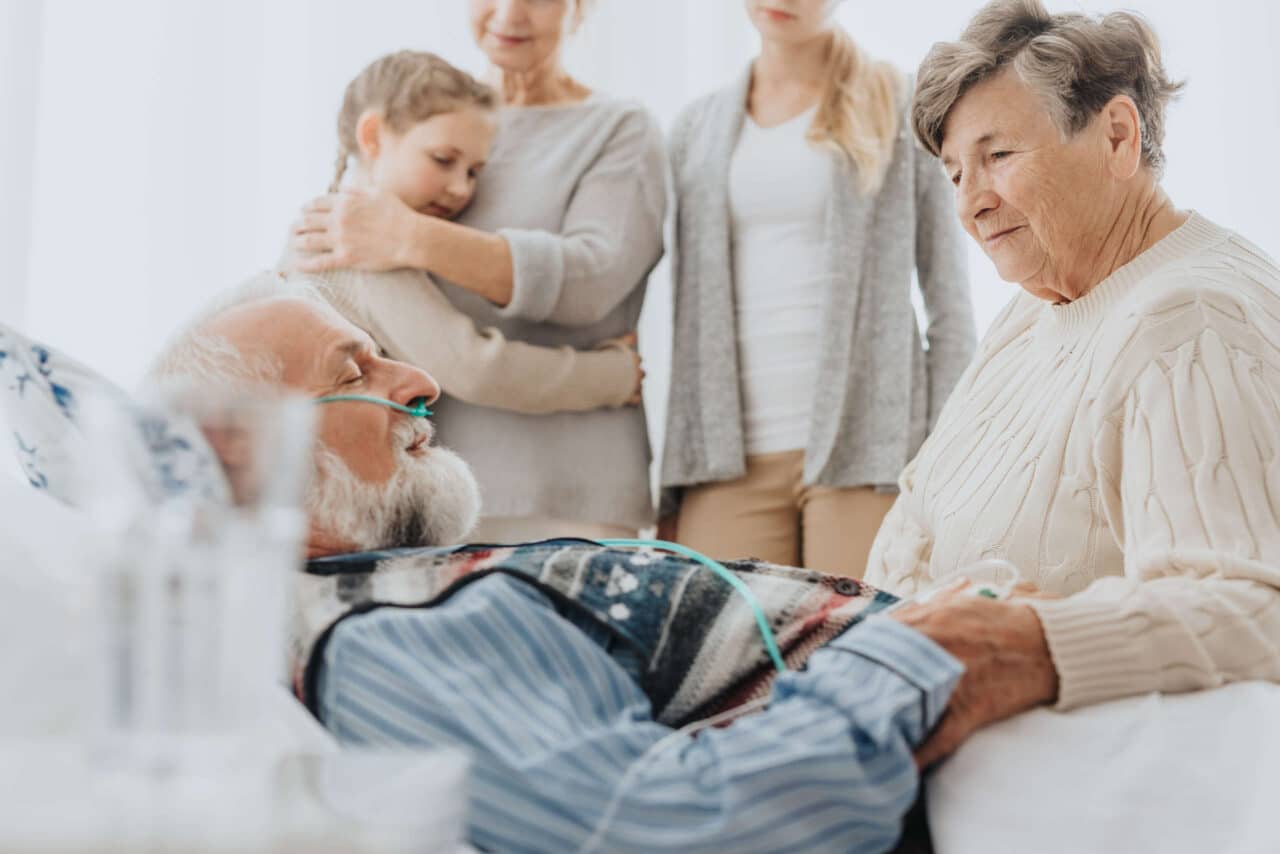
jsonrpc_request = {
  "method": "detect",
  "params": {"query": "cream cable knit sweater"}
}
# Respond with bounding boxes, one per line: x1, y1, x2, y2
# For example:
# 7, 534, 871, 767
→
865, 213, 1280, 710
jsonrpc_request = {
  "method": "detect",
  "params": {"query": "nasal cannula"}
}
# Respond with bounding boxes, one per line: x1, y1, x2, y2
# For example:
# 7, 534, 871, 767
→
315, 393, 433, 418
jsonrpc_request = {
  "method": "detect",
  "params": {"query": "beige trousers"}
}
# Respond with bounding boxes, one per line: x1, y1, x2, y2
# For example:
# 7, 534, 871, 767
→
675, 450, 896, 579
469, 516, 638, 544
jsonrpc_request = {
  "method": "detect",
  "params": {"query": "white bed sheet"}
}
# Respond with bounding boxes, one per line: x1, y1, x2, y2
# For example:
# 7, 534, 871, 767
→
0, 473, 334, 749
928, 681, 1280, 854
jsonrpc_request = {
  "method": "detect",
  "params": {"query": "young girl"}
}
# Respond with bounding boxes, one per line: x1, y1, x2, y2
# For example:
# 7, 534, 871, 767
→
661, 0, 977, 577
284, 50, 642, 417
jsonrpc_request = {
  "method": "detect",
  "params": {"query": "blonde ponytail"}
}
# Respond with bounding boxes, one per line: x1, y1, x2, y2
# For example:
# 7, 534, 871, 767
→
808, 28, 904, 195
329, 150, 351, 194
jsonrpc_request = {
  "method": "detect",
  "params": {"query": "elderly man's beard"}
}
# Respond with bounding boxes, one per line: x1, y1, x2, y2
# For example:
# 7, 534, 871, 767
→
305, 419, 480, 551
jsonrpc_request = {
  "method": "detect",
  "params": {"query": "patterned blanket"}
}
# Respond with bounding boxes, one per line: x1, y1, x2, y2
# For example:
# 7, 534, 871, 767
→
291, 539, 899, 727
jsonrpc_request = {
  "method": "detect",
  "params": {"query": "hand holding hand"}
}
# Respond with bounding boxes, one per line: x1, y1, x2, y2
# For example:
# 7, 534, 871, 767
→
891, 579, 1059, 769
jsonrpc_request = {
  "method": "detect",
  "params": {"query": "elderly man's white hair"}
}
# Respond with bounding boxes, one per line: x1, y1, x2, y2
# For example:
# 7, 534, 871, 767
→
150, 272, 327, 388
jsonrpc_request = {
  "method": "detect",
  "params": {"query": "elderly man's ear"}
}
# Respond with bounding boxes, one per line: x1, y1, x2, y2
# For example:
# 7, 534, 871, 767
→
1099, 94, 1145, 180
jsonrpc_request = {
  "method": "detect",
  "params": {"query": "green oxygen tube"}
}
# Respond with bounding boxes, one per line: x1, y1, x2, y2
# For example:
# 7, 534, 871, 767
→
315, 394, 433, 417
599, 538, 787, 673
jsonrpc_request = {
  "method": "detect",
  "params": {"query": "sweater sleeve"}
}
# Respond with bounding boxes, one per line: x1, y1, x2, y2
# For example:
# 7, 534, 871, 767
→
316, 270, 636, 414
1031, 323, 1280, 710
495, 107, 668, 326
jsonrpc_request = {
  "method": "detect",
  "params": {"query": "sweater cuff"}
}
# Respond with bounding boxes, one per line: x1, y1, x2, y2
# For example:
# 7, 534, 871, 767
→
591, 340, 641, 408
1030, 596, 1160, 711
496, 229, 564, 323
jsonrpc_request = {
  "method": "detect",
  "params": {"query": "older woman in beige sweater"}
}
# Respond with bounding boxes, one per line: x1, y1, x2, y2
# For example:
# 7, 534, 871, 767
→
877, 0, 1280, 764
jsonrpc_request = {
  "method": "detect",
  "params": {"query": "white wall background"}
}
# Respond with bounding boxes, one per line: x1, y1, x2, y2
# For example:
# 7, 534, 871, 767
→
1, 0, 1277, 469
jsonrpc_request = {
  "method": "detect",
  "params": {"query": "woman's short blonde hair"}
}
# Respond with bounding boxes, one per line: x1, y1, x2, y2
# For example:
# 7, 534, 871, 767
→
911, 0, 1184, 175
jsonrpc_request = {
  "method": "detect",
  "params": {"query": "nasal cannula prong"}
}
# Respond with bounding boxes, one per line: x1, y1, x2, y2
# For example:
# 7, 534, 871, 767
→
315, 394, 433, 417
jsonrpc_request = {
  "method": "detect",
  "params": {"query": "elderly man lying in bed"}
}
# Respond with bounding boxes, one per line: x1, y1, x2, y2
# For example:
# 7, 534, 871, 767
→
152, 1, 1280, 851
152, 280, 1056, 853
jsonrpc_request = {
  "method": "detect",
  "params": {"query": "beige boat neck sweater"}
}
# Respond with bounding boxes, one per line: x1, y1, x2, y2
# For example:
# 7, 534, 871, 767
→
865, 213, 1280, 710
293, 267, 636, 415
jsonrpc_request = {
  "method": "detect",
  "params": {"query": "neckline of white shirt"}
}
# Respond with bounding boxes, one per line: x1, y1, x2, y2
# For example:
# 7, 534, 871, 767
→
745, 104, 818, 132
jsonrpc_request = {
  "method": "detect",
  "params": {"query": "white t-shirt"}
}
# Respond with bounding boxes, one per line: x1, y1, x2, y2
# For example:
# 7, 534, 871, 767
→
728, 106, 833, 456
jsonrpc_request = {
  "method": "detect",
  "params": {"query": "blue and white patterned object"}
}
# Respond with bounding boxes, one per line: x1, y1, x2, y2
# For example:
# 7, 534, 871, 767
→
0, 322, 230, 508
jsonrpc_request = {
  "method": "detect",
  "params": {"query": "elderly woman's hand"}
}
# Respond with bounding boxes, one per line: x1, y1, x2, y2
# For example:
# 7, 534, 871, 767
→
287, 187, 419, 274
891, 579, 1059, 769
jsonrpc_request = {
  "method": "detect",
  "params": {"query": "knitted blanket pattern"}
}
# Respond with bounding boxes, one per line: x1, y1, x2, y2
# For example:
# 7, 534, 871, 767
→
291, 539, 898, 726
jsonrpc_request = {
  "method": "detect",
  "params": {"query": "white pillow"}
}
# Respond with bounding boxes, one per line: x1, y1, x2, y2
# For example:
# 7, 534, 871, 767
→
0, 322, 228, 508
0, 322, 121, 501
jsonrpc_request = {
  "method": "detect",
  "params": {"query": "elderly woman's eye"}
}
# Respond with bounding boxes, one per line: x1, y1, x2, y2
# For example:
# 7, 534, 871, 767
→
991, 151, 1012, 161
343, 373, 363, 386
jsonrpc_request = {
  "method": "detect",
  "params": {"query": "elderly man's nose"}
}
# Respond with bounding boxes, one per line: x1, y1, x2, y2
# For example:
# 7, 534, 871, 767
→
398, 364, 441, 407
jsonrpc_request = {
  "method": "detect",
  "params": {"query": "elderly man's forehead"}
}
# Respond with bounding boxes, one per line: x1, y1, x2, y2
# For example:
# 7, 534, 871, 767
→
206, 295, 372, 375
213, 295, 351, 338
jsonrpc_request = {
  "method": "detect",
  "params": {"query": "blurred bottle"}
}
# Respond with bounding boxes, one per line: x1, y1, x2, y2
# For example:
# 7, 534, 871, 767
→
75, 382, 313, 776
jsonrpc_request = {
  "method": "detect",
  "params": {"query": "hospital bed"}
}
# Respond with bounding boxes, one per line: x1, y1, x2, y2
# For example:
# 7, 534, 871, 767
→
5, 459, 1278, 853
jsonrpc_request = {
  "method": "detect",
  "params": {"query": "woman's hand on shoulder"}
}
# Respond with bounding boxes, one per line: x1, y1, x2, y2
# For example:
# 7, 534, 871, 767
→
287, 187, 419, 274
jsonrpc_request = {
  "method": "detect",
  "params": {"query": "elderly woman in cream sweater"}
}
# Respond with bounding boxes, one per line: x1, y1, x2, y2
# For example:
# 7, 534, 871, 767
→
876, 0, 1280, 763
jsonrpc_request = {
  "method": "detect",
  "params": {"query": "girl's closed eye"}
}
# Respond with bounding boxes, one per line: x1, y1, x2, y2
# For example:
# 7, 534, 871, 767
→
325, 52, 496, 219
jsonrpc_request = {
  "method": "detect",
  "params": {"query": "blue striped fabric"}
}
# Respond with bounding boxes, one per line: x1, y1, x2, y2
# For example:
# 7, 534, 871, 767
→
316, 574, 961, 853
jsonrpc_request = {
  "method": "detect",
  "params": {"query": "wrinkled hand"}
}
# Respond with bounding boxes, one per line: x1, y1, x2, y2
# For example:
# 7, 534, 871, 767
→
287, 187, 418, 273
599, 332, 645, 405
891, 579, 1060, 769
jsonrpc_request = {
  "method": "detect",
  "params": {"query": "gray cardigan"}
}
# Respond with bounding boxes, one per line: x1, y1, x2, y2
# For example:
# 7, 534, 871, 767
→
435, 96, 667, 530
660, 67, 976, 505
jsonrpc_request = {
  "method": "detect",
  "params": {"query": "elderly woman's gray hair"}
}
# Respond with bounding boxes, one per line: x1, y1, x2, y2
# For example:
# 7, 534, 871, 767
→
911, 0, 1183, 175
